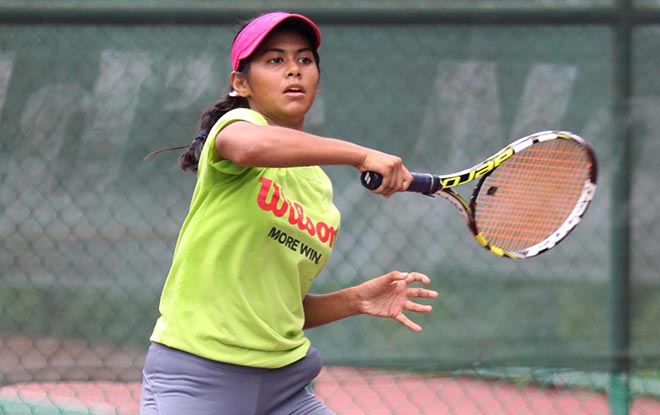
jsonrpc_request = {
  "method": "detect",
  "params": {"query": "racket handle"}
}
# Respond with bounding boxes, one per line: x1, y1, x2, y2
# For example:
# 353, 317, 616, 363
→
360, 172, 440, 194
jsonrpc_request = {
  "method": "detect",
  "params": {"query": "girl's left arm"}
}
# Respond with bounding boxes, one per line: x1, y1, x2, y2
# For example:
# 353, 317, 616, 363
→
302, 271, 438, 332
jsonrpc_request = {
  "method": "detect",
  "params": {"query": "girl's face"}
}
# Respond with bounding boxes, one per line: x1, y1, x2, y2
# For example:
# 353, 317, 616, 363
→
232, 28, 319, 130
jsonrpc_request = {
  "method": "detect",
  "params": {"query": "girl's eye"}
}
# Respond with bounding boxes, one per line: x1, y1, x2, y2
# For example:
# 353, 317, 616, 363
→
264, 55, 314, 65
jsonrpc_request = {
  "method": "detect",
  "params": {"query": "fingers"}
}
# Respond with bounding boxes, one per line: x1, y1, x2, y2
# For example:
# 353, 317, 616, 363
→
394, 271, 434, 287
394, 271, 437, 332
407, 287, 439, 300
361, 152, 411, 198
395, 313, 423, 332
398, 273, 438, 300
377, 166, 411, 198
395, 300, 433, 332
401, 271, 431, 285
405, 299, 433, 313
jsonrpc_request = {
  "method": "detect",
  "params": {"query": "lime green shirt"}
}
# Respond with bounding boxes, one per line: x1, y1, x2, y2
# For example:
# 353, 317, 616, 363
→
150, 108, 341, 368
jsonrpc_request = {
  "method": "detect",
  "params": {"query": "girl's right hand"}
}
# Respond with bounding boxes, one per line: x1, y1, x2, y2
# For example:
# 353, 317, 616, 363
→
358, 150, 413, 198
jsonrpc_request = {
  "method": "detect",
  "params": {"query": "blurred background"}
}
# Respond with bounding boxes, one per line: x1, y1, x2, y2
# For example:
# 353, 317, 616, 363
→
0, 1, 659, 414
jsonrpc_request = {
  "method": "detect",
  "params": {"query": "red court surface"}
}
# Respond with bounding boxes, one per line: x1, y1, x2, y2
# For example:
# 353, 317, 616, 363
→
1, 367, 659, 414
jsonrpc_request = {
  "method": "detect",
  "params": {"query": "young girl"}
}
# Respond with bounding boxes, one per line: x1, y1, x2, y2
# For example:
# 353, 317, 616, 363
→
140, 12, 438, 415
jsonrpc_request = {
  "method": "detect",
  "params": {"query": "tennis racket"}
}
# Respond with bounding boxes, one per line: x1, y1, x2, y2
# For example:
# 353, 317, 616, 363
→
361, 131, 598, 259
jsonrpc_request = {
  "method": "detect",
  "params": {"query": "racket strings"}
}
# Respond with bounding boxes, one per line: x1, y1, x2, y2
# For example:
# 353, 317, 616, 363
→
474, 139, 592, 253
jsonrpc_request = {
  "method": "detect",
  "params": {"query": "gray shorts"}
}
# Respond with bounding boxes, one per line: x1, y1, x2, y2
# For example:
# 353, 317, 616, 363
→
140, 342, 334, 415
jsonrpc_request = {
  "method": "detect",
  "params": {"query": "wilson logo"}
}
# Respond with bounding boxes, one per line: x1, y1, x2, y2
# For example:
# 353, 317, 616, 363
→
257, 178, 337, 247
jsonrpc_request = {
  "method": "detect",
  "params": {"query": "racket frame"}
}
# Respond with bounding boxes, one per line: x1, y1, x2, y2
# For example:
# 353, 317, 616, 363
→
362, 131, 598, 259
430, 131, 597, 258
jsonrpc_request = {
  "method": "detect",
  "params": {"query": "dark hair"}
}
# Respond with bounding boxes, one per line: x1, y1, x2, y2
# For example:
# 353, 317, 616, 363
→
176, 90, 250, 172
144, 18, 321, 172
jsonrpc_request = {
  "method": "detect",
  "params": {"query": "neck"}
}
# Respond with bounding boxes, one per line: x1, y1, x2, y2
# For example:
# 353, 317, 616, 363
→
263, 114, 305, 131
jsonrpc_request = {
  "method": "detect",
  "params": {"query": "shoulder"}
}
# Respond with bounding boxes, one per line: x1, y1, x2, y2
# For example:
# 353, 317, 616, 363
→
203, 108, 268, 168
206, 108, 269, 157
216, 108, 268, 131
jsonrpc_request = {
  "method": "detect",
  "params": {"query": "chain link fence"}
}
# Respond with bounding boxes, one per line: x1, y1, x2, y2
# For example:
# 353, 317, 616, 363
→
1, 1, 659, 414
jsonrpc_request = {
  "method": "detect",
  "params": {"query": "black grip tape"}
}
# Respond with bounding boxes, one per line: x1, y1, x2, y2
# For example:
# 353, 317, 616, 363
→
360, 171, 438, 194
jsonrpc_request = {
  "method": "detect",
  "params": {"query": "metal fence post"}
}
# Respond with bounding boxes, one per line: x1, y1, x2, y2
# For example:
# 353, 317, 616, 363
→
609, 0, 633, 414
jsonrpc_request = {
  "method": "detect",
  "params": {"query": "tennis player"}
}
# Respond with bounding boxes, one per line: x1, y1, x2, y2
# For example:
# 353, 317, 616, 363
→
140, 11, 438, 415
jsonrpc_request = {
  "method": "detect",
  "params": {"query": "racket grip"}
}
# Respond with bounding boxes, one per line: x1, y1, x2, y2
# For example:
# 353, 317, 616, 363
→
360, 171, 383, 189
360, 171, 439, 194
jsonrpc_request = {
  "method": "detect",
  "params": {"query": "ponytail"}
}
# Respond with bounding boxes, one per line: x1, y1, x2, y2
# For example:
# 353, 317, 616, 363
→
176, 94, 249, 171
143, 92, 249, 172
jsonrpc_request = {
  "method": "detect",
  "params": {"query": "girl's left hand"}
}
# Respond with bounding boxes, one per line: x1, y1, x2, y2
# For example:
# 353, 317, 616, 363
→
356, 271, 438, 332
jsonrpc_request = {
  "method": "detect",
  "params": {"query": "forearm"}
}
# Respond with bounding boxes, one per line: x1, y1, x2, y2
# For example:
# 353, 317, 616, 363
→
218, 122, 369, 169
302, 288, 363, 329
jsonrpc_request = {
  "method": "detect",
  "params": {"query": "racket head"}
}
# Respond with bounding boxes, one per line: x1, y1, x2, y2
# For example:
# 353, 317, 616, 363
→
467, 131, 597, 259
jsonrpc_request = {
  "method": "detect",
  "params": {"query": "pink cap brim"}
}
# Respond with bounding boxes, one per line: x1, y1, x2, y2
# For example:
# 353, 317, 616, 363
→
231, 12, 321, 71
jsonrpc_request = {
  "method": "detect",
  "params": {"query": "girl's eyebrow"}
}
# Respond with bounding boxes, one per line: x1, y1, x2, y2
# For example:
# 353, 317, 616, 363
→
263, 47, 313, 54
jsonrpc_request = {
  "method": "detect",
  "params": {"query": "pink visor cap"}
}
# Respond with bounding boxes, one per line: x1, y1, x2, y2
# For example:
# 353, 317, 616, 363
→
230, 12, 321, 71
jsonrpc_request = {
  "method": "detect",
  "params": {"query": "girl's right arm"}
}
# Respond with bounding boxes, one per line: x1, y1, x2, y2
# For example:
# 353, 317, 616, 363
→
216, 121, 412, 197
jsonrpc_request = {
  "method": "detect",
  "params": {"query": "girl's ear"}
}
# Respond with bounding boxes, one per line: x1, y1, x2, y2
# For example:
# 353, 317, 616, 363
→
230, 71, 250, 98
